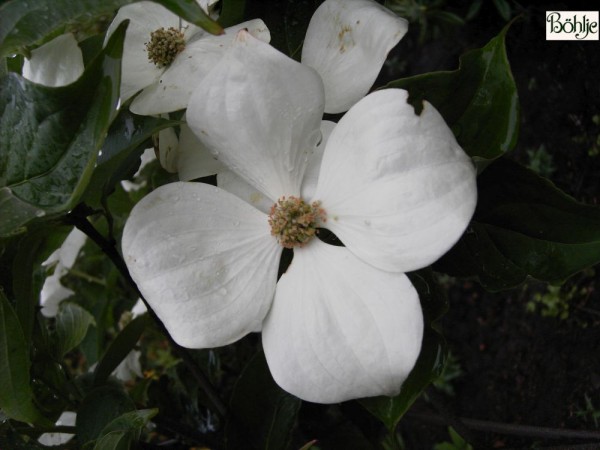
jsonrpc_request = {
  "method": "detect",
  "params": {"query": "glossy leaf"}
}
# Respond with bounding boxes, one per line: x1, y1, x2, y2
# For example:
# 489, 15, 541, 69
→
93, 313, 148, 386
93, 431, 132, 450
225, 351, 301, 450
53, 302, 96, 359
0, 290, 51, 426
219, 0, 246, 28
0, 0, 221, 58
386, 22, 519, 166
0, 22, 127, 237
245, 0, 319, 58
359, 270, 448, 431
100, 408, 158, 433
84, 109, 179, 209
76, 385, 135, 444
435, 158, 600, 291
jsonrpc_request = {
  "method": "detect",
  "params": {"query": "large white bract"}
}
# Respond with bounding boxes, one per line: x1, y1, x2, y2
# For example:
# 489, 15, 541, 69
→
122, 28, 477, 402
160, 0, 409, 180
105, 0, 270, 115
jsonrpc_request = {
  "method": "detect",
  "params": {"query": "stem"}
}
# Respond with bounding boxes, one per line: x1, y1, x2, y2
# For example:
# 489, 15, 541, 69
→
69, 268, 106, 286
65, 206, 228, 418
407, 411, 600, 441
425, 387, 477, 445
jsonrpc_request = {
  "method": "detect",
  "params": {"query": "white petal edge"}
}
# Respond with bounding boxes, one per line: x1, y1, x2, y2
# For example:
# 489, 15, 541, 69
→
22, 33, 84, 87
301, 0, 407, 114
301, 120, 336, 201
122, 182, 281, 348
262, 240, 423, 403
177, 122, 227, 180
187, 31, 325, 202
130, 20, 271, 115
314, 89, 477, 273
158, 126, 179, 173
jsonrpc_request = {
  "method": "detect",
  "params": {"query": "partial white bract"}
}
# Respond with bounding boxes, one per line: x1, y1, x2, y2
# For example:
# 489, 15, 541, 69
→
38, 411, 76, 446
105, 1, 270, 115
40, 229, 87, 317
302, 0, 408, 113
122, 29, 477, 403
22, 33, 84, 87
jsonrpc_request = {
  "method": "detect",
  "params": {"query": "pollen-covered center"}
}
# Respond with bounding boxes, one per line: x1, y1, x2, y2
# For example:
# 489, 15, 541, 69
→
146, 27, 186, 67
269, 196, 327, 249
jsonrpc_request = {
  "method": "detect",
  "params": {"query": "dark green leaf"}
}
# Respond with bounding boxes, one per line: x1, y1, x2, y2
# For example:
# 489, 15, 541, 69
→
359, 271, 448, 430
435, 158, 600, 291
361, 331, 446, 431
218, 0, 246, 28
0, 22, 127, 237
0, 290, 51, 426
246, 0, 321, 59
492, 0, 512, 22
226, 351, 301, 450
83, 110, 179, 209
53, 302, 96, 359
99, 408, 158, 442
385, 22, 519, 167
93, 313, 148, 386
93, 431, 133, 450
76, 384, 135, 444
0, 0, 221, 58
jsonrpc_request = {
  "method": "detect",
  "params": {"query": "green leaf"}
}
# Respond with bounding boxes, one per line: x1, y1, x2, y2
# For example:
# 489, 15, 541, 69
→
435, 158, 600, 291
386, 22, 519, 167
218, 0, 246, 28
225, 351, 301, 450
53, 302, 96, 359
0, 22, 127, 237
76, 384, 136, 444
0, 0, 222, 58
83, 109, 179, 209
93, 431, 133, 450
93, 313, 148, 386
492, 0, 512, 22
246, 0, 320, 59
99, 408, 158, 442
0, 290, 51, 426
360, 270, 448, 431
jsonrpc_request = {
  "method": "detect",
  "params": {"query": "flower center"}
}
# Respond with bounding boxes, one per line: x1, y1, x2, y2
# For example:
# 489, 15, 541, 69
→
268, 196, 326, 248
145, 27, 186, 67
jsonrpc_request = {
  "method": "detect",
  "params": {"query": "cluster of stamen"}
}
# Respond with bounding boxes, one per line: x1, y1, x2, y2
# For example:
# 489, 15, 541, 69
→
145, 27, 186, 67
268, 196, 327, 248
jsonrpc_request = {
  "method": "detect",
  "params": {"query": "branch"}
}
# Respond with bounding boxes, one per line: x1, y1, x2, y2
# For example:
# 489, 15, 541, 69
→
65, 205, 228, 418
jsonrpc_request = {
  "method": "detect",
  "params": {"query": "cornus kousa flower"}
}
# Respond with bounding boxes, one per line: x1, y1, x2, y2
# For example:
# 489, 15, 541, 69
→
105, 0, 269, 115
154, 0, 409, 179
122, 31, 477, 403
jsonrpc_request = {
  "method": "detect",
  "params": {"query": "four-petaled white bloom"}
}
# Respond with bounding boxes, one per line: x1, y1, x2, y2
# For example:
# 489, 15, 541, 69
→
122, 29, 477, 402
105, 0, 270, 115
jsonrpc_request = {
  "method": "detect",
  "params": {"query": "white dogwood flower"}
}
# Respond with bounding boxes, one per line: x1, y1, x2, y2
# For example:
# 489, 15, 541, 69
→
122, 32, 477, 403
156, 0, 408, 179
105, 0, 270, 115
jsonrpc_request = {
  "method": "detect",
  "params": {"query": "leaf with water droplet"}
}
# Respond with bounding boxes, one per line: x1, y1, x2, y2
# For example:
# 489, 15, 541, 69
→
0, 22, 127, 236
